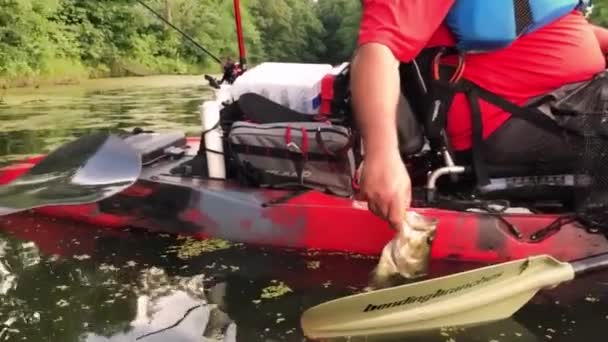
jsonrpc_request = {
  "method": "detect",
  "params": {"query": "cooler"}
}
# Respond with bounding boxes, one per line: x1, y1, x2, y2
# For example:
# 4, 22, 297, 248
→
228, 62, 333, 114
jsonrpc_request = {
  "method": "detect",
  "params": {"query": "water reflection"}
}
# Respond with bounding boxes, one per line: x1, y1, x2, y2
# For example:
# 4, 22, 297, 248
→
0, 214, 371, 341
0, 76, 210, 166
1, 213, 608, 342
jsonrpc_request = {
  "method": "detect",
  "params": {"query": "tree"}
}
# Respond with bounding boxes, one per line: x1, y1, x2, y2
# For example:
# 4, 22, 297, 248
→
3, 0, 606, 86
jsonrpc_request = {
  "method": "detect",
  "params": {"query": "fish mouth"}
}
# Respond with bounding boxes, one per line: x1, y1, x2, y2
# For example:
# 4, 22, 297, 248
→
405, 211, 439, 230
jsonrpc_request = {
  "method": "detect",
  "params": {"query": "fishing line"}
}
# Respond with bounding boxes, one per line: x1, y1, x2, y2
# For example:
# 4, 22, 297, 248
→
135, 0, 223, 64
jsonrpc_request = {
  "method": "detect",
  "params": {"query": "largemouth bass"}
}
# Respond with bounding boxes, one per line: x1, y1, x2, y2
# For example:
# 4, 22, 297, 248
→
368, 211, 438, 290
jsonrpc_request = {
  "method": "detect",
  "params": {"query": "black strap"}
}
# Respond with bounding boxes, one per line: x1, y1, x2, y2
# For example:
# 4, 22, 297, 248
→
426, 81, 456, 148
465, 80, 565, 135
465, 85, 491, 186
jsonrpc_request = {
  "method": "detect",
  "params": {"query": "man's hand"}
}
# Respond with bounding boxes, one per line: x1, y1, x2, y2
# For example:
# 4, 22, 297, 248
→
358, 149, 412, 230
350, 42, 412, 229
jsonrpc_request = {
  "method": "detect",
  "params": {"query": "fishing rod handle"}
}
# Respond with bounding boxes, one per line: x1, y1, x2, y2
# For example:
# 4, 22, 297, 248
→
571, 252, 608, 276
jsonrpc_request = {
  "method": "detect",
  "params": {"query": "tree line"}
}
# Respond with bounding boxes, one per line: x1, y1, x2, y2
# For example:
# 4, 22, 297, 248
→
0, 0, 361, 87
2, 0, 608, 88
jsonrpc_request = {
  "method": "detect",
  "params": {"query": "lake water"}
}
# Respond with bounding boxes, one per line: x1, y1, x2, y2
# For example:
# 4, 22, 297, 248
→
0, 76, 607, 342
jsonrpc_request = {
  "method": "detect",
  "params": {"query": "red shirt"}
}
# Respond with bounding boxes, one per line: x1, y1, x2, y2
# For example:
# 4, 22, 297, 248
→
357, 0, 605, 151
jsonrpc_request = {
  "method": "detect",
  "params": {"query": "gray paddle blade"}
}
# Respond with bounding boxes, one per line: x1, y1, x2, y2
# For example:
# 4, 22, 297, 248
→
0, 132, 141, 216
301, 255, 575, 339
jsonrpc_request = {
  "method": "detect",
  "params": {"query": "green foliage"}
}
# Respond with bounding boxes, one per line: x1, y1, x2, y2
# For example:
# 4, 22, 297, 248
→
0, 0, 362, 86
248, 0, 326, 63
589, 0, 608, 26
3, 0, 606, 87
316, 0, 361, 64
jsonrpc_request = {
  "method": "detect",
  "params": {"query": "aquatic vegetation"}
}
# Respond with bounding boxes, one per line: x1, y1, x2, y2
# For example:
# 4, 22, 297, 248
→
259, 280, 293, 299
167, 236, 240, 260
585, 295, 600, 303
306, 260, 320, 270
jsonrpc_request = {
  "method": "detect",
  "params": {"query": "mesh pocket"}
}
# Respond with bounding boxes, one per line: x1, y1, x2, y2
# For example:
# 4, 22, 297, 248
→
548, 72, 608, 232
573, 133, 608, 231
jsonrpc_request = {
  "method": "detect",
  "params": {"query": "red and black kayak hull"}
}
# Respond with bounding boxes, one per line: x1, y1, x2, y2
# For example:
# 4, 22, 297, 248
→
1, 137, 606, 264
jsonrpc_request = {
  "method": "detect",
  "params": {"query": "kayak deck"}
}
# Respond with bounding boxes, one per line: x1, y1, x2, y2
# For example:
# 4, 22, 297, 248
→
1, 137, 607, 264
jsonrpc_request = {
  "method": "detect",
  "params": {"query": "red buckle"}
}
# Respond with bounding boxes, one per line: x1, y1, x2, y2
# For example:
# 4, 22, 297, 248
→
432, 49, 465, 85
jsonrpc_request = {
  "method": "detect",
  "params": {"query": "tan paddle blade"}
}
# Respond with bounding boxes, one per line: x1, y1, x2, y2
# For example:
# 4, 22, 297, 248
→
300, 255, 575, 339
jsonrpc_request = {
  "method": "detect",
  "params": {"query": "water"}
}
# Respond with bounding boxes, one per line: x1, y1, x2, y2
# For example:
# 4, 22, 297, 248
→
0, 76, 207, 167
1, 76, 608, 342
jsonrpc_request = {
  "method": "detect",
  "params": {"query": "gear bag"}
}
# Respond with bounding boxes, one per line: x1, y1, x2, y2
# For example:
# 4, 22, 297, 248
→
227, 121, 357, 197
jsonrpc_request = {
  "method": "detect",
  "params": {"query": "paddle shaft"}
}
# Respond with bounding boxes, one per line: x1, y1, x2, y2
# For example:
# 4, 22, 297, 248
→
572, 252, 608, 276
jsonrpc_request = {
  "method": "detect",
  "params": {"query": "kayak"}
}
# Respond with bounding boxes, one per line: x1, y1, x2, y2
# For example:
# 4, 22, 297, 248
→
1, 0, 604, 267
1, 106, 607, 265
2, 59, 608, 264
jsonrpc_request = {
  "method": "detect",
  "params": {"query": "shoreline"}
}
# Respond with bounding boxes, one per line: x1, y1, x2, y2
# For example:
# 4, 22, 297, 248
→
0, 64, 220, 92
0, 74, 220, 107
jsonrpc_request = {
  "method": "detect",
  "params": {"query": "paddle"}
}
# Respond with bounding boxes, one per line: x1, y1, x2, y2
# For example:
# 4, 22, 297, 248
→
300, 252, 608, 339
0, 132, 141, 216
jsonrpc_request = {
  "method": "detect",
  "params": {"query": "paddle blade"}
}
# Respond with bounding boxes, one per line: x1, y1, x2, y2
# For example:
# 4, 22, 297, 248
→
0, 133, 141, 216
300, 255, 575, 339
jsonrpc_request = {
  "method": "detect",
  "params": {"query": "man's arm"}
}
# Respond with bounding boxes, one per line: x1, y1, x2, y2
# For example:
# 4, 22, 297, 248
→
353, 0, 455, 159
351, 43, 401, 157
351, 42, 410, 227
352, 0, 454, 228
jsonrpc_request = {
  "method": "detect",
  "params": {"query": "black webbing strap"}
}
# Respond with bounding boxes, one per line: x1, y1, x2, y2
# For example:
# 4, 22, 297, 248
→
426, 81, 457, 151
464, 84, 490, 186
467, 80, 565, 135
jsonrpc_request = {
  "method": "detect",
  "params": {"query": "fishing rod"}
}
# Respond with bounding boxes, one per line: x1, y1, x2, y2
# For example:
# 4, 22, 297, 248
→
135, 0, 222, 64
233, 0, 247, 68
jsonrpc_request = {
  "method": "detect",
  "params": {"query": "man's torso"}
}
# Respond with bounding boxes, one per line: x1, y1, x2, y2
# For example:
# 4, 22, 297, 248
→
357, 1, 606, 151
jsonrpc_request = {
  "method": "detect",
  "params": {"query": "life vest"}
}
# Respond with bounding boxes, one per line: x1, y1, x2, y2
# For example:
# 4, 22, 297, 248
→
445, 0, 590, 52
